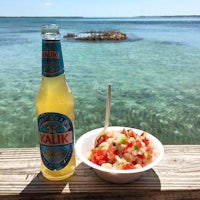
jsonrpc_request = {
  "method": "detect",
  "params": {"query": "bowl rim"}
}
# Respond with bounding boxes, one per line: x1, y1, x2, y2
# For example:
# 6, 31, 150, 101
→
76, 126, 164, 174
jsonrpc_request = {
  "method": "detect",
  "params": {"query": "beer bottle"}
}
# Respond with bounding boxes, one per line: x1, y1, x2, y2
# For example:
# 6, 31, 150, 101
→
36, 24, 75, 180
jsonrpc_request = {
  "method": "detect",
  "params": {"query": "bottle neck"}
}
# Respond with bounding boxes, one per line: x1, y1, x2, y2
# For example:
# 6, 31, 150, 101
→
41, 24, 61, 40
42, 39, 65, 77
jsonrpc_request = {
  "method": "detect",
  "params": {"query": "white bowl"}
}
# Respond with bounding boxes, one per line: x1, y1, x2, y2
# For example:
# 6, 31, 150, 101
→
76, 126, 164, 183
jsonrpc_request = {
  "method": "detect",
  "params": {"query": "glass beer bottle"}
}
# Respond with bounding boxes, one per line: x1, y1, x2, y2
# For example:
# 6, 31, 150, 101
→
36, 24, 75, 180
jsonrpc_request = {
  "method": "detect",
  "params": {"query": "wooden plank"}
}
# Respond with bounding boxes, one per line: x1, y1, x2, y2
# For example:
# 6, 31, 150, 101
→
0, 145, 200, 200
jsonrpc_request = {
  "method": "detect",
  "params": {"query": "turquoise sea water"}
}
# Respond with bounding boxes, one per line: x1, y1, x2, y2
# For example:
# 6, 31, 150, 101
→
0, 17, 200, 147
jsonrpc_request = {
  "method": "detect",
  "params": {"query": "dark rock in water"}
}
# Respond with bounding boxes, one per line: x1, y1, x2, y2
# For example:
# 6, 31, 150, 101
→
64, 30, 127, 41
65, 33, 76, 38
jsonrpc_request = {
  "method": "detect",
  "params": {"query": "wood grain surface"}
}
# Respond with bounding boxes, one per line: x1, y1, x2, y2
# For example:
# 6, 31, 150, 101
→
0, 145, 200, 200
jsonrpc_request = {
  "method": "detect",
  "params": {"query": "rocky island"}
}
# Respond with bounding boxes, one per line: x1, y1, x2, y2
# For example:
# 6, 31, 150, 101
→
64, 30, 127, 41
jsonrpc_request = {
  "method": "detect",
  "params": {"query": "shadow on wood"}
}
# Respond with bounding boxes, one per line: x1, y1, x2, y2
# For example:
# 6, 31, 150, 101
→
20, 172, 69, 199
68, 162, 161, 199
18, 162, 161, 199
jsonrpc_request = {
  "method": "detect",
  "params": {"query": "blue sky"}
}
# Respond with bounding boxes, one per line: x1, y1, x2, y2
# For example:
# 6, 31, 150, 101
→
0, 0, 200, 17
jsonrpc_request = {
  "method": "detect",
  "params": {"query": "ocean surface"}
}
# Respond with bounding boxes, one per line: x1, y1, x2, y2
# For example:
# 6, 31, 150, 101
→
0, 17, 200, 147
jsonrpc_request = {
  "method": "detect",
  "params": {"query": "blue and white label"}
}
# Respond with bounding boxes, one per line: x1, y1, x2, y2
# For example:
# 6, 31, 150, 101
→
42, 40, 64, 77
38, 112, 74, 170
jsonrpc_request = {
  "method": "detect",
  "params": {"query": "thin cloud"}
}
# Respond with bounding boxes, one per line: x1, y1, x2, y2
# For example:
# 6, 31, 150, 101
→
44, 2, 53, 7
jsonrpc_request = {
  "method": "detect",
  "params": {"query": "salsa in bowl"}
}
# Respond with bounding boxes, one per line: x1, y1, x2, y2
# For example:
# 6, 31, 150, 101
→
76, 126, 164, 183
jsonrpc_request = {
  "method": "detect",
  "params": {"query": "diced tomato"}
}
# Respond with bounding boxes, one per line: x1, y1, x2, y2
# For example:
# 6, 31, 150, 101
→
90, 149, 108, 165
142, 137, 150, 146
96, 134, 109, 146
137, 154, 145, 160
121, 163, 135, 170
146, 146, 153, 154
127, 141, 133, 148
127, 129, 137, 138
136, 140, 143, 148
122, 148, 128, 155
107, 145, 117, 163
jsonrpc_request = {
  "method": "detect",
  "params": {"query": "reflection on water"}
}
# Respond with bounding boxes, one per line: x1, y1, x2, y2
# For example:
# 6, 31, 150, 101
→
0, 17, 200, 147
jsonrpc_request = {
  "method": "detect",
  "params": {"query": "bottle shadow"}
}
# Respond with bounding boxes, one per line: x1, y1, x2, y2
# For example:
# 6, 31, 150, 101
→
20, 172, 69, 197
69, 162, 161, 197
20, 162, 161, 199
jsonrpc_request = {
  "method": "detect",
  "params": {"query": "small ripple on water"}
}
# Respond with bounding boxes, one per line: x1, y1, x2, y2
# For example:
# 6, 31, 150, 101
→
1, 18, 200, 147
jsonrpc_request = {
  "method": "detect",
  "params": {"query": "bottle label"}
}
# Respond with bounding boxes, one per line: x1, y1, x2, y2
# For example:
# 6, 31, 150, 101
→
38, 112, 74, 170
42, 40, 64, 77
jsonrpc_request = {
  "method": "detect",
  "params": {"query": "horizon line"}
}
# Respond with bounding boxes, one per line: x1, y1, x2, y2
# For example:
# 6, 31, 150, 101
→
0, 15, 200, 18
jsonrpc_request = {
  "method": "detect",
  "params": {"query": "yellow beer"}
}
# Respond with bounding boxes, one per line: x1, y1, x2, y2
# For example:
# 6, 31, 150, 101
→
36, 24, 75, 180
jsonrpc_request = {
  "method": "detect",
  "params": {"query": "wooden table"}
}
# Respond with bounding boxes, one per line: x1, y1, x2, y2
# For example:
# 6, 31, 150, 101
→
0, 145, 200, 200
